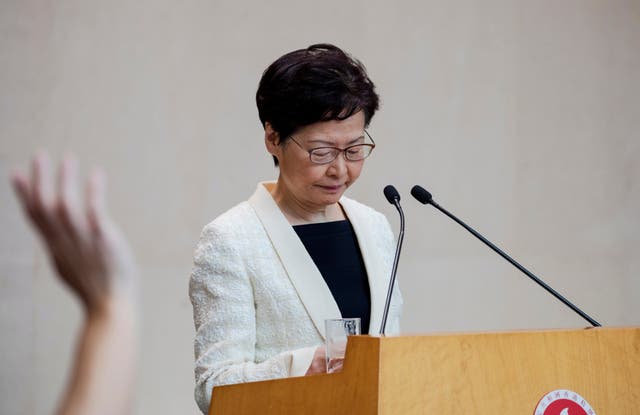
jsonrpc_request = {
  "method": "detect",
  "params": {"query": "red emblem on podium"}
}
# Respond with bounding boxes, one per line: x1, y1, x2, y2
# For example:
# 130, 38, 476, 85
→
533, 389, 596, 415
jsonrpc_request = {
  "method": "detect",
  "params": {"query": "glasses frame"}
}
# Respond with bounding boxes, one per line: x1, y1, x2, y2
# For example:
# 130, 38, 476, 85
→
288, 130, 376, 165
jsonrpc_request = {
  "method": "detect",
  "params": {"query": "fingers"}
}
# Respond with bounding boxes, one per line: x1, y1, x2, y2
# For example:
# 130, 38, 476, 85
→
13, 153, 97, 242
11, 152, 56, 236
86, 167, 107, 237
13, 152, 133, 313
11, 169, 33, 216
30, 151, 55, 216
327, 359, 343, 373
14, 151, 112, 242
56, 155, 85, 235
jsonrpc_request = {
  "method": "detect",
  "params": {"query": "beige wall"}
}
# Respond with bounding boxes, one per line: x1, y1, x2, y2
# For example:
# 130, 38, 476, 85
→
1, 1, 638, 413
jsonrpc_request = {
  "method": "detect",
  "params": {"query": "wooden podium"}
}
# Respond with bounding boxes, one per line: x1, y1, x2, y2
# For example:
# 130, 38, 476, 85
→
209, 327, 639, 414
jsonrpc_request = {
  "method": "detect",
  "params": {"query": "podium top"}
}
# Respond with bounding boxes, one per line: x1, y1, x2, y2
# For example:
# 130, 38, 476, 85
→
210, 327, 640, 415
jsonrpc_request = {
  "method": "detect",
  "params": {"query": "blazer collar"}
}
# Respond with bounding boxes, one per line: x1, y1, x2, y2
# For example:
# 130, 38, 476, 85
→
248, 182, 388, 338
249, 182, 340, 339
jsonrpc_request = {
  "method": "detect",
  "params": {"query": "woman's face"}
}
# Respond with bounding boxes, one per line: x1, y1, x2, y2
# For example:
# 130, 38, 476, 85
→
267, 111, 367, 210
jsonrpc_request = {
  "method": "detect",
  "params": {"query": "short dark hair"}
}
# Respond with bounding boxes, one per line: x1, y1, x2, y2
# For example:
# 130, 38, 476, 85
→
256, 43, 380, 166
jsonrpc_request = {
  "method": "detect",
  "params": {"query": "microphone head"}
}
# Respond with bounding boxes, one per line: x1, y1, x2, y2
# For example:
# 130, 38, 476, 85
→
383, 185, 401, 204
411, 185, 433, 204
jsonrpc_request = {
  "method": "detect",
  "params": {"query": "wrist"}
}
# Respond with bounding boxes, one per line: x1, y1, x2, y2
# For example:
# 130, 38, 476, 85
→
85, 295, 137, 323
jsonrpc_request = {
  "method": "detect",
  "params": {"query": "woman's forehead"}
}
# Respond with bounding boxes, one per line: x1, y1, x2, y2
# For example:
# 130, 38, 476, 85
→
296, 112, 365, 143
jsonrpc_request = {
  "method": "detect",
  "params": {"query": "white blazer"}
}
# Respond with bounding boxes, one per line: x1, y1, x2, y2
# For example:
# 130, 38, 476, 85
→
189, 182, 403, 414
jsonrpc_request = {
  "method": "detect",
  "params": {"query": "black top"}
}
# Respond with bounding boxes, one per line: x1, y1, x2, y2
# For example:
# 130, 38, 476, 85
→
293, 220, 371, 334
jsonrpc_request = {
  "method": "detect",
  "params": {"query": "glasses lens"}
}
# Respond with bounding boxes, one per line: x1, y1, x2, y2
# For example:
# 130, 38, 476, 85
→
345, 145, 373, 161
310, 148, 339, 164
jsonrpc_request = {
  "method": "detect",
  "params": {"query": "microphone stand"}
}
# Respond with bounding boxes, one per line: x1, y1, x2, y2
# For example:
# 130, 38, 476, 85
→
380, 187, 406, 335
412, 185, 601, 327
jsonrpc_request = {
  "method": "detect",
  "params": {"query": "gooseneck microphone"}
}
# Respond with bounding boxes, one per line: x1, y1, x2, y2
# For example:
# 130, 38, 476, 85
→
410, 185, 601, 327
380, 185, 405, 335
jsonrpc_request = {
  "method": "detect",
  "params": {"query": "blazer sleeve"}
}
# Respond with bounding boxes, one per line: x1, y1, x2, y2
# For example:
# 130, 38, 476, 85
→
189, 222, 316, 414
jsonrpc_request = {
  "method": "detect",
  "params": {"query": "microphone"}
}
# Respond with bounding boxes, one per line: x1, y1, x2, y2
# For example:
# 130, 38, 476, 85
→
383, 185, 401, 205
410, 185, 601, 327
380, 185, 405, 335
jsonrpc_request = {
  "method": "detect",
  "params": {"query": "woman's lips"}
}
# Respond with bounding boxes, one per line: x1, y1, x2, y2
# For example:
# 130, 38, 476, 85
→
317, 184, 344, 193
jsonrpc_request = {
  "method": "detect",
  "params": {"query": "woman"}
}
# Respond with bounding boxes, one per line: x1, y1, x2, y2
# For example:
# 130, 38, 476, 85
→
189, 43, 403, 414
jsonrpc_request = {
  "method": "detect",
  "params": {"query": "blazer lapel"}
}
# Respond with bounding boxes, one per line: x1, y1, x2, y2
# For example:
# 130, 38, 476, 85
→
248, 182, 341, 339
340, 197, 388, 336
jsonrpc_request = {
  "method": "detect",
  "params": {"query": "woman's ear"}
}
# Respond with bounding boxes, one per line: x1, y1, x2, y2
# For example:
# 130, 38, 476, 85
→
264, 123, 281, 156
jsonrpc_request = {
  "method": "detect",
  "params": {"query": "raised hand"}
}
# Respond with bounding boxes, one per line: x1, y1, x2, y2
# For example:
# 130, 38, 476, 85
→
11, 152, 136, 315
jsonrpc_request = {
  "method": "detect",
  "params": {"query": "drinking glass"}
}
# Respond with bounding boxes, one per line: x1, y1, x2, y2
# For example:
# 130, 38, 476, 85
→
324, 318, 361, 373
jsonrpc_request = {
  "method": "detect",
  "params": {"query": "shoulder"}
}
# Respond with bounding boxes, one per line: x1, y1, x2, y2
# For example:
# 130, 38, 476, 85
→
193, 201, 263, 261
200, 201, 263, 239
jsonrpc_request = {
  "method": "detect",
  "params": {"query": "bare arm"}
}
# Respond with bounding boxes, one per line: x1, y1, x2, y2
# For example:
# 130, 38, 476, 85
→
12, 153, 138, 415
56, 298, 137, 415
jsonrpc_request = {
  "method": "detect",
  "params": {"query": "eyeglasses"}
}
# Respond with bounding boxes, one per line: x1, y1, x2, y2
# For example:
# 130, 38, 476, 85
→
288, 130, 376, 164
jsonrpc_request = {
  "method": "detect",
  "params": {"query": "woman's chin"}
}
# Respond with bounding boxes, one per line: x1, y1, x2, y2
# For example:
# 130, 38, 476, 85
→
316, 193, 344, 206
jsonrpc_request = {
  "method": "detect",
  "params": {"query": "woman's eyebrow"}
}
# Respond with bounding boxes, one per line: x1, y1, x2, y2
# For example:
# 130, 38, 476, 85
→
307, 135, 365, 146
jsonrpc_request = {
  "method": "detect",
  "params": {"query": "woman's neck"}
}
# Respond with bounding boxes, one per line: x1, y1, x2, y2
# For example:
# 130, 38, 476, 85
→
267, 181, 345, 225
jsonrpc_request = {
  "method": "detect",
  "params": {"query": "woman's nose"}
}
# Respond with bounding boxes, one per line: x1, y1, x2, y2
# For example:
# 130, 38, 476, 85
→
326, 153, 347, 177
